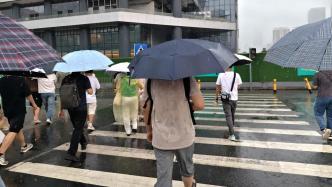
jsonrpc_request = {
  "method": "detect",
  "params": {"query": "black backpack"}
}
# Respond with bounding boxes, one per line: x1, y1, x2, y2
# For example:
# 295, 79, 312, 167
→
143, 77, 196, 125
60, 76, 81, 109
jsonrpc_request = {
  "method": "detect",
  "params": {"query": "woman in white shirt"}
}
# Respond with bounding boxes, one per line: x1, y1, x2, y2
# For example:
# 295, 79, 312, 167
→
85, 71, 101, 131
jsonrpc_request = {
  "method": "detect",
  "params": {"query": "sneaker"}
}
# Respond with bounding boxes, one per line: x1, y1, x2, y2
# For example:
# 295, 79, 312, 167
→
87, 124, 95, 131
34, 119, 41, 124
21, 143, 33, 153
65, 153, 80, 162
0, 155, 8, 166
81, 143, 87, 151
322, 128, 332, 140
46, 118, 52, 125
228, 135, 238, 142
132, 129, 137, 134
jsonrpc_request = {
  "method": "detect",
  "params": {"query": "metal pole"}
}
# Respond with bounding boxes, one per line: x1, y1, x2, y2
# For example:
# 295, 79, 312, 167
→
249, 63, 252, 91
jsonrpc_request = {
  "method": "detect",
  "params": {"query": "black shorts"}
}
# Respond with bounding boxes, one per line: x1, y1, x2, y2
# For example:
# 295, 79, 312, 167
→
30, 92, 42, 107
8, 114, 25, 133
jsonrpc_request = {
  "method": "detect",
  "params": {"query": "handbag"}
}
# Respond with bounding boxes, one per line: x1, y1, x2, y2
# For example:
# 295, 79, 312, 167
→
220, 72, 236, 102
113, 79, 122, 106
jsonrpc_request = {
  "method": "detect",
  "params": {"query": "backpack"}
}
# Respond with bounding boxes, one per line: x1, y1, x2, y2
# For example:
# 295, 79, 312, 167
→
143, 77, 196, 126
60, 77, 81, 109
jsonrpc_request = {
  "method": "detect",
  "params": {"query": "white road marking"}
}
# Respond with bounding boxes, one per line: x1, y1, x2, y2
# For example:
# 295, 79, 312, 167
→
195, 111, 299, 118
195, 117, 309, 125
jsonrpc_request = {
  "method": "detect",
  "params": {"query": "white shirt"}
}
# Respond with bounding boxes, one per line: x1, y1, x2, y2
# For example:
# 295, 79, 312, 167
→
216, 71, 242, 101
86, 75, 101, 103
37, 74, 57, 93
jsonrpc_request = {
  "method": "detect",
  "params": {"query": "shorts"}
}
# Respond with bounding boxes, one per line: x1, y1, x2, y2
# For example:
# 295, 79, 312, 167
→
8, 114, 25, 133
154, 144, 195, 187
87, 102, 97, 115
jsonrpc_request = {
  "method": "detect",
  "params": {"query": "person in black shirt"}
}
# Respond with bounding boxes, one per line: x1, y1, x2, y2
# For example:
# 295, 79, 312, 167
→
0, 76, 39, 165
59, 72, 92, 162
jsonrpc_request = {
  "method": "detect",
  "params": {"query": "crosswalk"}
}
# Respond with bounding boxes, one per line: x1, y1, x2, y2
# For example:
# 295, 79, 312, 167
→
7, 92, 331, 186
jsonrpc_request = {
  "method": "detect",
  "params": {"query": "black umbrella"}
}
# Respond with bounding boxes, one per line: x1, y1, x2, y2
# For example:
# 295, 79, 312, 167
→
129, 39, 238, 80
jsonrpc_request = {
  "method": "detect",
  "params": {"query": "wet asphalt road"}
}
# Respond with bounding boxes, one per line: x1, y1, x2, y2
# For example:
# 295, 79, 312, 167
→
0, 90, 332, 187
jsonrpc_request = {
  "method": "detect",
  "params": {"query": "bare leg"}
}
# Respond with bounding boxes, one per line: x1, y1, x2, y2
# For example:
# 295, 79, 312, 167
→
33, 107, 40, 123
182, 176, 194, 187
15, 130, 26, 147
88, 114, 95, 124
0, 132, 17, 154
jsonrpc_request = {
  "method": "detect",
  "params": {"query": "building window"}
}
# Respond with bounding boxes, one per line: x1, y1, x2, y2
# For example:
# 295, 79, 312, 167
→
20, 5, 44, 19
90, 25, 119, 58
52, 1, 79, 15
88, 0, 117, 10
55, 29, 80, 56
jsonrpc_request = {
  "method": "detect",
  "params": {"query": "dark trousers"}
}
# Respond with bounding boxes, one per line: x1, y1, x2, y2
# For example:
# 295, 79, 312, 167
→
222, 100, 237, 135
67, 107, 87, 155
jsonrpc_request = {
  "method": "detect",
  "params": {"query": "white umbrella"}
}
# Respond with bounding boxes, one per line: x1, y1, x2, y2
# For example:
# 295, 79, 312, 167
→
106, 62, 130, 73
232, 54, 252, 66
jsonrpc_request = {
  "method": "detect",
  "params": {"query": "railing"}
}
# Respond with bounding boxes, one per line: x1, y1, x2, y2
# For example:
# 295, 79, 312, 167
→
16, 7, 231, 23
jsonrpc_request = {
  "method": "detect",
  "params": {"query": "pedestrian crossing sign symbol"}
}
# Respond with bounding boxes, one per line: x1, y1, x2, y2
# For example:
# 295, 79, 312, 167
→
134, 43, 148, 56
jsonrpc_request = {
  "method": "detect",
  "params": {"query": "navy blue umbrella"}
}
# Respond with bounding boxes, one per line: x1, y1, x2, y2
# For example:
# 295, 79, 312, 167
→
129, 39, 238, 80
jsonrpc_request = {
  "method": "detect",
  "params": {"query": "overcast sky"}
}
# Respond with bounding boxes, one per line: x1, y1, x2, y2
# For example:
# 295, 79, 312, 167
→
238, 0, 331, 52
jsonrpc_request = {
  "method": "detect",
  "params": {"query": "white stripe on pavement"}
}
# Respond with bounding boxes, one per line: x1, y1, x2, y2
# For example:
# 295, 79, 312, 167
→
90, 131, 332, 153
195, 117, 309, 125
110, 123, 319, 136
52, 143, 332, 179
194, 125, 320, 136
8, 162, 219, 187
205, 103, 288, 107
195, 111, 299, 118
204, 97, 279, 101
205, 100, 283, 104
204, 106, 292, 112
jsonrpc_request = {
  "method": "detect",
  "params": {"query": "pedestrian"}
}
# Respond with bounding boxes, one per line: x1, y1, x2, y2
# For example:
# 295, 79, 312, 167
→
312, 70, 332, 140
215, 67, 242, 141
142, 77, 204, 187
120, 74, 143, 136
0, 76, 39, 165
37, 73, 57, 125
113, 73, 125, 123
85, 71, 101, 131
59, 72, 92, 162
26, 78, 42, 124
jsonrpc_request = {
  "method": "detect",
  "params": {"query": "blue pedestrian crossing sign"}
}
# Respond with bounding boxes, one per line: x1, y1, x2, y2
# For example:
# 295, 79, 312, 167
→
134, 43, 148, 56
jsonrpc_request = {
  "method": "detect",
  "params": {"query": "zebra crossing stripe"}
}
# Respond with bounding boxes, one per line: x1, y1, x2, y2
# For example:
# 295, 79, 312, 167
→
195, 111, 299, 117
204, 93, 275, 97
110, 123, 318, 136
8, 162, 219, 187
205, 100, 283, 104
204, 107, 292, 112
204, 97, 279, 101
205, 103, 287, 107
50, 143, 332, 179
194, 125, 320, 136
90, 131, 331, 153
195, 117, 309, 125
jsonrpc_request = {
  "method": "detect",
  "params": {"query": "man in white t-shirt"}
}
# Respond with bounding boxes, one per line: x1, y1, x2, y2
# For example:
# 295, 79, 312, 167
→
85, 71, 101, 131
38, 73, 57, 124
215, 68, 242, 141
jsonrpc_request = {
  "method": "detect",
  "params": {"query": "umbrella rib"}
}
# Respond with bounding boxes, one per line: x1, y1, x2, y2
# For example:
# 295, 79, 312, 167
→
317, 37, 332, 71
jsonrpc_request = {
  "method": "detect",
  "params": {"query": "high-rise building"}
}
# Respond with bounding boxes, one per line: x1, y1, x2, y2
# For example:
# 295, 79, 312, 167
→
273, 27, 290, 44
308, 7, 326, 23
0, 0, 238, 58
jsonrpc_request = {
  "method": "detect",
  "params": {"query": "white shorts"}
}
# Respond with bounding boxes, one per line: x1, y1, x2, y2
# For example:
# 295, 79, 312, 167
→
87, 102, 97, 115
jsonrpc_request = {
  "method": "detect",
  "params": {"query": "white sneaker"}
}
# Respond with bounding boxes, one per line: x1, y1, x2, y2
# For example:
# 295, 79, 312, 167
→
87, 124, 95, 131
322, 129, 331, 140
46, 118, 52, 124
0, 155, 8, 166
21, 143, 33, 153
228, 135, 237, 141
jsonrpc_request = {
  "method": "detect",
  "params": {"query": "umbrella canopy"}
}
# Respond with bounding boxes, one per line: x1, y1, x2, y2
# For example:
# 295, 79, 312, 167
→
0, 14, 63, 77
106, 62, 130, 73
53, 50, 113, 72
265, 17, 332, 70
129, 39, 237, 80
233, 54, 252, 66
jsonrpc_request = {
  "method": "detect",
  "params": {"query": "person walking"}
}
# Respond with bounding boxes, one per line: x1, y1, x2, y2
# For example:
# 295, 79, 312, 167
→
59, 72, 92, 162
0, 76, 39, 165
312, 70, 332, 140
26, 78, 42, 124
215, 68, 242, 142
38, 73, 57, 125
120, 75, 143, 136
85, 71, 101, 131
142, 77, 204, 187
